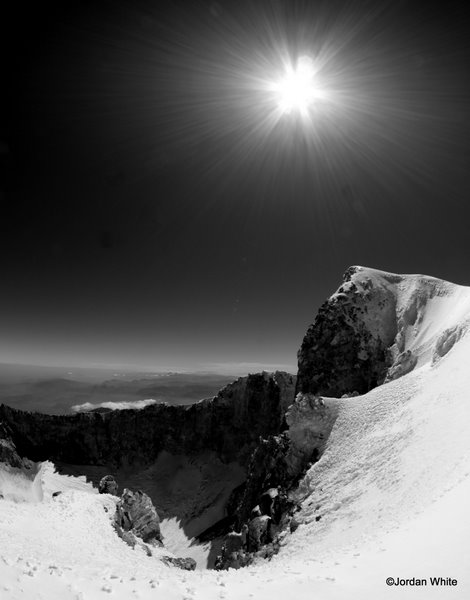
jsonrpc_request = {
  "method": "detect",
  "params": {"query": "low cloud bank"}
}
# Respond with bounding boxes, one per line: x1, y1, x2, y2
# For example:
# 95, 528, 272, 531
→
71, 398, 159, 413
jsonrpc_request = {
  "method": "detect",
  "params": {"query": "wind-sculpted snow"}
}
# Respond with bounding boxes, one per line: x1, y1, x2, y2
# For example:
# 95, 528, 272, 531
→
0, 460, 92, 503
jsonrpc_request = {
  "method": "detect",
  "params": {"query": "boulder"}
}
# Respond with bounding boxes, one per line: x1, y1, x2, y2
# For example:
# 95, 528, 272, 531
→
289, 516, 300, 532
224, 531, 244, 554
162, 557, 196, 571
98, 475, 118, 495
115, 488, 162, 545
215, 549, 251, 570
259, 487, 278, 515
247, 515, 272, 552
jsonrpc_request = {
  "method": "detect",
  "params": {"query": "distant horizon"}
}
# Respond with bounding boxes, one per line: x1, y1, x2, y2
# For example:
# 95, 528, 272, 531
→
0, 358, 297, 378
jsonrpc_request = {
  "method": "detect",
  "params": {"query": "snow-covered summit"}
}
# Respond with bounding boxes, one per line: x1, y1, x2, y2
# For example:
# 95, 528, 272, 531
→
341, 266, 470, 371
297, 265, 470, 396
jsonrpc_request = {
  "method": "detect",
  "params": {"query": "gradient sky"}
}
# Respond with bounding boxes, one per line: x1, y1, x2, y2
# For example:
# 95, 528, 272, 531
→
1, 0, 469, 373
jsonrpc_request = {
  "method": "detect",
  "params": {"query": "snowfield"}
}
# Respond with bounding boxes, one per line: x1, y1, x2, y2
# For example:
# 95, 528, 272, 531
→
1, 268, 469, 599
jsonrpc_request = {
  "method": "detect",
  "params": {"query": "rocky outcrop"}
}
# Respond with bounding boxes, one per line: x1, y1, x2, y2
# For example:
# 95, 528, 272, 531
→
115, 488, 163, 545
285, 394, 340, 475
213, 393, 341, 569
0, 371, 295, 469
110, 481, 196, 569
0, 421, 32, 470
232, 434, 292, 527
215, 480, 297, 570
297, 266, 399, 396
228, 393, 338, 529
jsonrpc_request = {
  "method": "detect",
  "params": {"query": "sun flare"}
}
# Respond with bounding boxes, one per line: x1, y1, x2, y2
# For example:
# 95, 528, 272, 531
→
271, 55, 328, 115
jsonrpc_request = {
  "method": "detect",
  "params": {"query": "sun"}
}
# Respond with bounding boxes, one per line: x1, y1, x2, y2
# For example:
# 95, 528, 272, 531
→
271, 55, 327, 116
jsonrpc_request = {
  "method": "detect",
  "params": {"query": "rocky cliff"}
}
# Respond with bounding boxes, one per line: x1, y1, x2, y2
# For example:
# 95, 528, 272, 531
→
297, 265, 463, 397
0, 371, 295, 468
297, 266, 400, 396
0, 422, 33, 471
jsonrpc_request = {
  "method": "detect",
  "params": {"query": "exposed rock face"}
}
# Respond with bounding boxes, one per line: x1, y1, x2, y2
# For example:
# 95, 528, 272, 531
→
233, 434, 292, 527
285, 394, 340, 475
0, 371, 295, 468
115, 488, 163, 545
297, 266, 399, 396
0, 421, 32, 470
231, 394, 338, 530
214, 394, 340, 569
215, 480, 296, 570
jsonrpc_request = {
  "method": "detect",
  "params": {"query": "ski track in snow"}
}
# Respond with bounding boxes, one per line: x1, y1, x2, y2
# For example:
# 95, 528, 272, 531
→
1, 268, 470, 599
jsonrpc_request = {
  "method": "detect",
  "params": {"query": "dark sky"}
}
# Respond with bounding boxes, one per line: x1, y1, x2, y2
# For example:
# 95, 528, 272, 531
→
1, 0, 469, 373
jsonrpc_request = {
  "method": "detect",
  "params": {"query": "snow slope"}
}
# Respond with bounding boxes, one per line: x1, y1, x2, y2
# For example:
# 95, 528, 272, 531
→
1, 267, 470, 599
337, 266, 470, 378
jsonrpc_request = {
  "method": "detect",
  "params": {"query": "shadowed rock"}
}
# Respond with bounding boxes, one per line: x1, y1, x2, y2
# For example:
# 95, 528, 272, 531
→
0, 421, 32, 470
98, 475, 118, 495
0, 371, 296, 468
297, 266, 398, 396
247, 514, 272, 552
